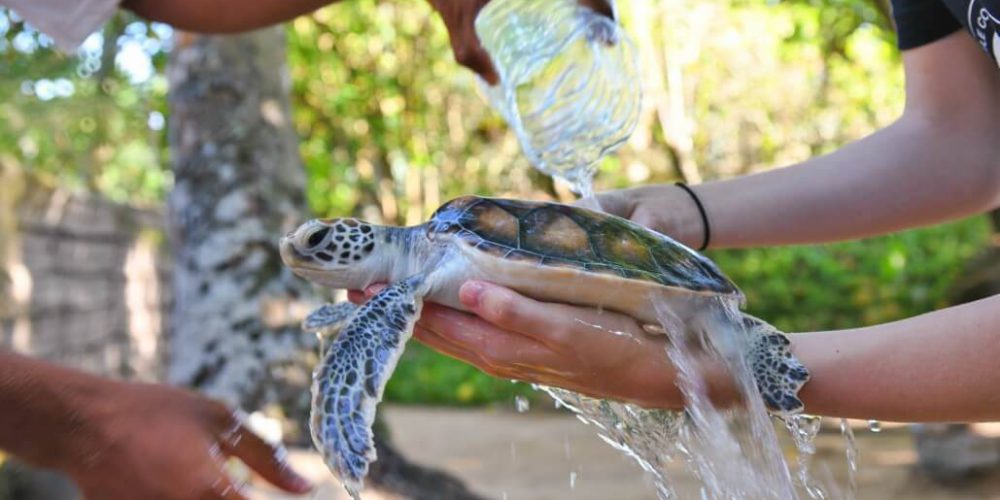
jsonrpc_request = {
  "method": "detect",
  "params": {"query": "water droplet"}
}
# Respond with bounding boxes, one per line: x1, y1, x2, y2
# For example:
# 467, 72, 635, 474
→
569, 471, 578, 489
868, 420, 882, 433
515, 395, 530, 413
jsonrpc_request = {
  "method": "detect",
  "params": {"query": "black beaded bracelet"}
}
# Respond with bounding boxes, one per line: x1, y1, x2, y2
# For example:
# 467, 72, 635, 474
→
674, 182, 711, 251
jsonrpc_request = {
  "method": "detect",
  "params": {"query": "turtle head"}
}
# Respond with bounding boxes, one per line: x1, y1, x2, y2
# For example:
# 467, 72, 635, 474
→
280, 217, 389, 288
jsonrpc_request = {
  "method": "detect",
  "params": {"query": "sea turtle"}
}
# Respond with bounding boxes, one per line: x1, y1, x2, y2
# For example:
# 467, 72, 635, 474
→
278, 195, 809, 496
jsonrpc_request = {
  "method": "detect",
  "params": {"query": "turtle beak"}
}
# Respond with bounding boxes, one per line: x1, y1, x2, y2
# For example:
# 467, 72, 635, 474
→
278, 235, 302, 267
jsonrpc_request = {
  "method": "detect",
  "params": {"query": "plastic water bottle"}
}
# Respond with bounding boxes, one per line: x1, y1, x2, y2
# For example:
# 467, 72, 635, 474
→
475, 0, 642, 196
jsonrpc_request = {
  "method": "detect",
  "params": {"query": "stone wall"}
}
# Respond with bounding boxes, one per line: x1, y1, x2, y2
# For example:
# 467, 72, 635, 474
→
1, 186, 170, 381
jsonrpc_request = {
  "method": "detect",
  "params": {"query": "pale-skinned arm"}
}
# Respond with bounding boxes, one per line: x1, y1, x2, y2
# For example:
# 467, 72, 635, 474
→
600, 32, 1000, 249
356, 282, 1000, 422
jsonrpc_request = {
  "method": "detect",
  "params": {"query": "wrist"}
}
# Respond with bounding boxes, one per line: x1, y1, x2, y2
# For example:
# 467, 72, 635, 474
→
624, 184, 708, 249
623, 352, 738, 410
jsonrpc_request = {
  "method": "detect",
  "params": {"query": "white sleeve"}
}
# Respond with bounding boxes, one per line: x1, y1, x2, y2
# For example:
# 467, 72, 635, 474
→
1, 0, 121, 52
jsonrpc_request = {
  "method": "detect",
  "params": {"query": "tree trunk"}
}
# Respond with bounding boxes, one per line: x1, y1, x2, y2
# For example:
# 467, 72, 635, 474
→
165, 28, 317, 438
165, 28, 484, 499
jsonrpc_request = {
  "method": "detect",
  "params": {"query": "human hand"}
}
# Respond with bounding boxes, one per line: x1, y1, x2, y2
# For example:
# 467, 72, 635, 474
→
425, 0, 615, 85
62, 381, 312, 500
350, 281, 737, 409
580, 184, 708, 249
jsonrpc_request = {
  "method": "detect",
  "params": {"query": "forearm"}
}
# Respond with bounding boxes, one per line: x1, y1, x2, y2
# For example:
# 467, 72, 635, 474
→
0, 352, 107, 469
121, 0, 334, 33
619, 34, 1000, 249
790, 295, 1000, 422
696, 114, 1000, 248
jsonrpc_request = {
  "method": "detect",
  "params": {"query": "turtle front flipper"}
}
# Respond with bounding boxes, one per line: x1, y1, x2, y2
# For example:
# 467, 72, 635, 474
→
310, 275, 427, 498
304, 302, 359, 357
743, 315, 810, 416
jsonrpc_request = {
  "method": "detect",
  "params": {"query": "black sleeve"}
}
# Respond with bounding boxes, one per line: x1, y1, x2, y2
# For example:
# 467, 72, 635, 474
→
891, 0, 962, 49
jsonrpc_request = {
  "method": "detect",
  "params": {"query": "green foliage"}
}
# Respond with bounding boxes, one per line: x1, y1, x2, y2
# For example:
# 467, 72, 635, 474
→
0, 10, 170, 205
712, 217, 991, 333
384, 343, 539, 406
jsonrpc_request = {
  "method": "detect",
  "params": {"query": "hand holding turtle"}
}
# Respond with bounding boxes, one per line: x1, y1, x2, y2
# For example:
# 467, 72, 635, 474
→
586, 184, 711, 250
350, 281, 739, 410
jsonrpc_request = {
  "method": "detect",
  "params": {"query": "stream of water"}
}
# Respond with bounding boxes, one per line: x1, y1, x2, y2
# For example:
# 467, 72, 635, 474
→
526, 176, 861, 499
532, 293, 860, 499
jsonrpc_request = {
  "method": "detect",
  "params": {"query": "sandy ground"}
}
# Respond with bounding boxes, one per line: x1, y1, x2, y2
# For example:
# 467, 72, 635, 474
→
250, 406, 1000, 500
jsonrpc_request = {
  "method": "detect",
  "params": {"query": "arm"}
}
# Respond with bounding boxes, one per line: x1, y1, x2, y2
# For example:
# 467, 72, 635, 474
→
601, 32, 1000, 249
371, 282, 1000, 422
794, 294, 1000, 422
0, 351, 312, 499
120, 0, 333, 33
119, 1, 612, 83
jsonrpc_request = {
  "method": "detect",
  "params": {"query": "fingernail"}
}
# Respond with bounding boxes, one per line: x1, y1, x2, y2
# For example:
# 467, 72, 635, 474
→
460, 281, 486, 308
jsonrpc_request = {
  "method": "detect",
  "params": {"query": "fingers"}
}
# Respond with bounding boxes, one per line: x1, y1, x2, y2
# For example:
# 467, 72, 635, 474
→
215, 416, 312, 494
202, 474, 249, 500
458, 281, 643, 348
426, 0, 500, 84
578, 0, 615, 19
453, 42, 499, 85
347, 290, 365, 304
416, 304, 551, 374
349, 283, 387, 304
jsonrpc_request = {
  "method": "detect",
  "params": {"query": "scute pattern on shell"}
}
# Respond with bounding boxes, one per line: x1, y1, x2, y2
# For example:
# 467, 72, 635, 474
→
427, 196, 739, 295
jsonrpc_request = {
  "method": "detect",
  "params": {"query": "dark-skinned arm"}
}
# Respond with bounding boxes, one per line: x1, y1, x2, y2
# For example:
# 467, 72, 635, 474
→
120, 0, 333, 34
120, 0, 613, 84
0, 351, 312, 499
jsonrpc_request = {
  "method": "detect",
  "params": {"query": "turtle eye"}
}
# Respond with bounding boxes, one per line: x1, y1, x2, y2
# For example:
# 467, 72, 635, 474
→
306, 227, 330, 249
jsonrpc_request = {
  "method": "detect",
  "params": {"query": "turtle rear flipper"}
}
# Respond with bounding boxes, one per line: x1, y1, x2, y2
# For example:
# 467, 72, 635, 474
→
743, 315, 810, 416
310, 275, 427, 498
303, 302, 358, 333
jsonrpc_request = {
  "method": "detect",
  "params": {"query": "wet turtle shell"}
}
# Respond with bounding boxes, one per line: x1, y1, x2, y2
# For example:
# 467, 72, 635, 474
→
427, 196, 740, 297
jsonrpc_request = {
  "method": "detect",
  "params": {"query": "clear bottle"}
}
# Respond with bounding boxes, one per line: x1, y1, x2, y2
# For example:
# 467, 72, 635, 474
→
475, 0, 642, 196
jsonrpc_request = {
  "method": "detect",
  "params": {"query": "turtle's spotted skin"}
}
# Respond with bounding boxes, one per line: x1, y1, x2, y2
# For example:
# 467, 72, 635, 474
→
428, 196, 738, 296
279, 195, 811, 497
301, 218, 376, 266
743, 315, 810, 413
309, 276, 425, 497
303, 302, 358, 334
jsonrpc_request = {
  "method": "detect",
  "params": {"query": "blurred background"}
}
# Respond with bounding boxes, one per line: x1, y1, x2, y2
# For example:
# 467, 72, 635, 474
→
1, 0, 999, 498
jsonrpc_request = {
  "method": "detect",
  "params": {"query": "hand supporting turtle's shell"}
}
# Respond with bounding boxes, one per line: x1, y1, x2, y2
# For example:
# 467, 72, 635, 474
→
279, 196, 810, 496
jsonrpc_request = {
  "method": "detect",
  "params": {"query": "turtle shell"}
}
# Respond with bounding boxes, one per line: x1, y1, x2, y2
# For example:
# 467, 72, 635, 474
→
427, 196, 739, 296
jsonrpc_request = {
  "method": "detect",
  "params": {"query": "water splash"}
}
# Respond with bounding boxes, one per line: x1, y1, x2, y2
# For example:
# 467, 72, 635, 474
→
784, 414, 828, 498
658, 297, 797, 499
841, 418, 859, 497
529, 294, 848, 499
867, 420, 882, 433
515, 395, 531, 413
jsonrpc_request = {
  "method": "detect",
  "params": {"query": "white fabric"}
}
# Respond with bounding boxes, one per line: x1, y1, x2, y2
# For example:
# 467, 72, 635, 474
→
1, 0, 120, 52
